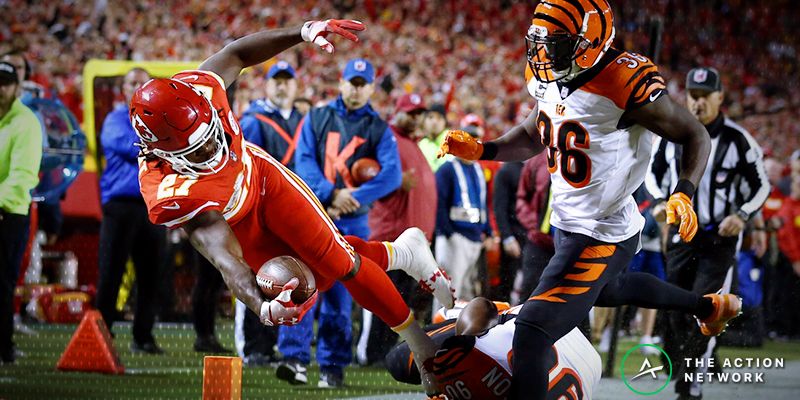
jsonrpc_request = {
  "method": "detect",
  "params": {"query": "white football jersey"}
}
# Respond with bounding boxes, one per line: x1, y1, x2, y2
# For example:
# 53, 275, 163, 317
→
525, 48, 667, 242
432, 305, 601, 399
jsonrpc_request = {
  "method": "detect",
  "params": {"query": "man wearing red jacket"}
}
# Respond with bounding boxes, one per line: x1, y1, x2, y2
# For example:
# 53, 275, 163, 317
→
774, 176, 800, 337
511, 152, 553, 304
362, 93, 438, 366
776, 177, 800, 268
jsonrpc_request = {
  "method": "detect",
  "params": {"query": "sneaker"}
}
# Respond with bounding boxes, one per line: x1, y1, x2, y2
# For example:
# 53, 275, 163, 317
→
698, 294, 742, 336
0, 347, 16, 364
392, 228, 455, 309
639, 336, 660, 356
318, 369, 344, 388
130, 340, 165, 355
193, 335, 232, 354
275, 359, 308, 385
597, 327, 611, 353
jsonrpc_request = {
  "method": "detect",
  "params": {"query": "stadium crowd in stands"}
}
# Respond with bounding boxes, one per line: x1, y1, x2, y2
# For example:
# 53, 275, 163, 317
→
2, 0, 800, 390
2, 0, 798, 158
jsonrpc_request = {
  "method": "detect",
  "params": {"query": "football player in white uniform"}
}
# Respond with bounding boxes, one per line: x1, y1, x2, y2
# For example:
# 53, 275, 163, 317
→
436, 1, 742, 399
387, 297, 601, 400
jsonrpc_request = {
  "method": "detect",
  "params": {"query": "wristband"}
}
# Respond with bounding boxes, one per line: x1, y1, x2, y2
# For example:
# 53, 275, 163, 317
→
736, 209, 750, 222
672, 179, 696, 199
479, 141, 498, 160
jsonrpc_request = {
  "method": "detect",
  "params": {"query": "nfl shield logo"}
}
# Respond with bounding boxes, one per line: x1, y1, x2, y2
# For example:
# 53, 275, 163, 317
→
355, 60, 367, 71
693, 69, 708, 83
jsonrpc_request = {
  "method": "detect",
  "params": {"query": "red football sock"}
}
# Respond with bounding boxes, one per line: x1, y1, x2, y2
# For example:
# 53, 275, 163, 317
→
345, 235, 389, 271
342, 254, 409, 327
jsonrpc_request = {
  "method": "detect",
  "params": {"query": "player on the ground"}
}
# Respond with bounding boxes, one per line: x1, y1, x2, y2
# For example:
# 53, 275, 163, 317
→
387, 297, 601, 399
436, 1, 742, 399
128, 20, 453, 393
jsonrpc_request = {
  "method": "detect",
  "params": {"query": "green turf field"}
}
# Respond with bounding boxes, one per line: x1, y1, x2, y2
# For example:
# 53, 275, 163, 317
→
2, 321, 800, 399
0, 321, 419, 399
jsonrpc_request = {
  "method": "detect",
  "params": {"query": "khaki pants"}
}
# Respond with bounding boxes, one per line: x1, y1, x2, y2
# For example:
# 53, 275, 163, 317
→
435, 233, 483, 301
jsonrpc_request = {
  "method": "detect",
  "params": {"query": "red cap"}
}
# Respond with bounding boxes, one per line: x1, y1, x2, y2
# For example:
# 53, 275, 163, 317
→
459, 113, 484, 128
395, 93, 426, 113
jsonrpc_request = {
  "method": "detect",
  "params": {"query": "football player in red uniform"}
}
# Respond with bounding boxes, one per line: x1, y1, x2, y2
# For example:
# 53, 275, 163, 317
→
436, 1, 742, 399
387, 298, 602, 400
129, 20, 452, 393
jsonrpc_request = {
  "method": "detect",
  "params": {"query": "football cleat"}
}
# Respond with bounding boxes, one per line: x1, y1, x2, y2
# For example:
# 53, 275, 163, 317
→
275, 359, 308, 385
698, 293, 742, 336
393, 228, 455, 309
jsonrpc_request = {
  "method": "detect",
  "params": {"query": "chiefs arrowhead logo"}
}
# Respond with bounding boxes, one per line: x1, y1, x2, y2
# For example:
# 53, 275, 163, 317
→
132, 114, 158, 142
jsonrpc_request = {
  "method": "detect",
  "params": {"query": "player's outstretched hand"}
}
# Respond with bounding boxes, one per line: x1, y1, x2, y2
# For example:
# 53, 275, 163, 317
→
436, 129, 483, 160
665, 192, 698, 242
259, 278, 318, 326
301, 19, 366, 53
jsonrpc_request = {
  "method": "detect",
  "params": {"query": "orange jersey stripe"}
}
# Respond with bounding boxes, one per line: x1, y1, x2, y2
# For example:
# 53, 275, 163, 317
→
531, 286, 591, 303
564, 262, 607, 282
579, 245, 616, 259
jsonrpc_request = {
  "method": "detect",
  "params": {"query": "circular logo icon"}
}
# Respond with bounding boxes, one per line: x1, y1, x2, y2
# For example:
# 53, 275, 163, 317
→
620, 344, 672, 395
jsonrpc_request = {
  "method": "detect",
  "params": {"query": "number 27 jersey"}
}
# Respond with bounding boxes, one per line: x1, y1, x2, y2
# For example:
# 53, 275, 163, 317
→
138, 70, 256, 229
526, 48, 667, 242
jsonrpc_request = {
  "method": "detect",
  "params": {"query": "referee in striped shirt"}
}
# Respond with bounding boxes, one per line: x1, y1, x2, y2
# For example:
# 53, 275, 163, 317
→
646, 67, 769, 400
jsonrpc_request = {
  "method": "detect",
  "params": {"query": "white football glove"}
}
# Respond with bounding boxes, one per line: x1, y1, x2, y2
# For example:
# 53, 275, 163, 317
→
301, 19, 365, 53
259, 278, 318, 326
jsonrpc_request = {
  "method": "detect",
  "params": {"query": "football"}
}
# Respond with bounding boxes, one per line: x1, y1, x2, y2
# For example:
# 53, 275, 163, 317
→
350, 158, 381, 185
256, 256, 316, 304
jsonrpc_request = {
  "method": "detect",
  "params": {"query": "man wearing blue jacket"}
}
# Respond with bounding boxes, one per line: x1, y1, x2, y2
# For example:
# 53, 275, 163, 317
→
233, 61, 303, 366
240, 61, 305, 170
282, 58, 402, 388
95, 68, 167, 354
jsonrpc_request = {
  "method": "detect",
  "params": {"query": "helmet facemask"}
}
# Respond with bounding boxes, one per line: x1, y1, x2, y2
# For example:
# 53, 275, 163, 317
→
526, 24, 591, 83
149, 108, 230, 177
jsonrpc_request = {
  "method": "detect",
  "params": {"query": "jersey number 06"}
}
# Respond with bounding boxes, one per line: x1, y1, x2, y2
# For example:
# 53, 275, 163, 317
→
537, 111, 591, 188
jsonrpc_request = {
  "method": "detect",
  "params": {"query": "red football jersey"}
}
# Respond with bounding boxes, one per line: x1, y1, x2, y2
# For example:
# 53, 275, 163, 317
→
138, 70, 257, 229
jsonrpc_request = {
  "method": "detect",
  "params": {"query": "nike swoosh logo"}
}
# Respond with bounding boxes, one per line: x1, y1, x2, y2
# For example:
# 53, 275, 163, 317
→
649, 91, 661, 102
183, 75, 199, 81
162, 202, 181, 210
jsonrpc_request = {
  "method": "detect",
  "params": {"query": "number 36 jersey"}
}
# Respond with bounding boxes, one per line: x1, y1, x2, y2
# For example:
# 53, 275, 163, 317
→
526, 48, 667, 242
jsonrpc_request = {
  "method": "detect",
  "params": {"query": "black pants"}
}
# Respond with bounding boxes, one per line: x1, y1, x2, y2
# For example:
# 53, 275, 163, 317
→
516, 238, 555, 301
357, 270, 419, 365
95, 199, 166, 343
0, 211, 30, 361
490, 233, 528, 302
766, 252, 800, 337
241, 306, 279, 357
663, 226, 738, 397
192, 254, 224, 338
510, 230, 704, 400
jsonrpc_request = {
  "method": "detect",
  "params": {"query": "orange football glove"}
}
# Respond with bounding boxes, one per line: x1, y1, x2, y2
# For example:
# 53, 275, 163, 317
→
665, 192, 698, 242
436, 130, 483, 160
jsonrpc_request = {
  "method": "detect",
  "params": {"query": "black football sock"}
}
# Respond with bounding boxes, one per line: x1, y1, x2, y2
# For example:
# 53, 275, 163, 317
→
509, 322, 551, 400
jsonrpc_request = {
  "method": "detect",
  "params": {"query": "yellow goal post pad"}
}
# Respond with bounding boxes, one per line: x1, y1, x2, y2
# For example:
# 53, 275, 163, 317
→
81, 59, 200, 172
